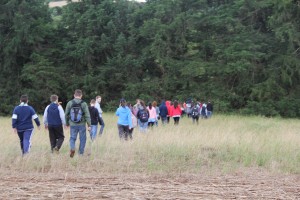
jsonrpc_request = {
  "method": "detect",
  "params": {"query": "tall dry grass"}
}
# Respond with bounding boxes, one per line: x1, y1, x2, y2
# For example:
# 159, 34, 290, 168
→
0, 114, 299, 174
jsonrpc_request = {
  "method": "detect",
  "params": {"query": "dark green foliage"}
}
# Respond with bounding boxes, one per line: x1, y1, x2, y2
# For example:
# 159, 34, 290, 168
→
0, 0, 300, 117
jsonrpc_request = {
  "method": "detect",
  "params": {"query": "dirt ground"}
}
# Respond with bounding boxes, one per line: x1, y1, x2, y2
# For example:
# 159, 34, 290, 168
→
0, 168, 299, 199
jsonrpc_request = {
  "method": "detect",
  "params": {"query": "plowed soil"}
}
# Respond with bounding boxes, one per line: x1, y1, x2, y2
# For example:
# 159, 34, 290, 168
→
1, 168, 299, 199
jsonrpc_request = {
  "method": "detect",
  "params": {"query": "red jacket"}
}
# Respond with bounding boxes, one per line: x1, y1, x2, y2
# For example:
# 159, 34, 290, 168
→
166, 101, 172, 117
170, 105, 182, 117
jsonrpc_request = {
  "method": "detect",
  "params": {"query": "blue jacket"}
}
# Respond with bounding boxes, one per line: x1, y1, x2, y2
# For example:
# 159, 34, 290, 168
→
12, 103, 40, 130
116, 106, 132, 127
159, 101, 168, 117
43, 103, 66, 127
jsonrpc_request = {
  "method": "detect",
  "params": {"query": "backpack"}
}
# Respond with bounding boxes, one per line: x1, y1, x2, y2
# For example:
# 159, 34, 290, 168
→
191, 107, 199, 118
138, 109, 149, 123
70, 100, 84, 123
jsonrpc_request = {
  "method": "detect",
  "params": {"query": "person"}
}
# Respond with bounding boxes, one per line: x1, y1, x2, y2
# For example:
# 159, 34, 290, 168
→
186, 98, 192, 118
12, 95, 41, 155
133, 98, 141, 117
166, 100, 172, 123
137, 101, 149, 132
65, 89, 91, 158
95, 96, 105, 136
147, 102, 157, 128
206, 101, 213, 118
170, 100, 182, 125
191, 102, 200, 125
88, 99, 101, 142
116, 98, 132, 140
43, 94, 66, 153
159, 100, 168, 125
152, 101, 160, 126
127, 102, 137, 140
200, 102, 207, 119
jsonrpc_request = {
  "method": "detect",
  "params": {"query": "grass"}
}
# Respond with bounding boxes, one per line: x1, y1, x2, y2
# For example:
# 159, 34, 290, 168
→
0, 114, 299, 174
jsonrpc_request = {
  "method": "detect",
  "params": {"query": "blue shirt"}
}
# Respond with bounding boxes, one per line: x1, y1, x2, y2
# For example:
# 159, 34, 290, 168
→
116, 106, 132, 127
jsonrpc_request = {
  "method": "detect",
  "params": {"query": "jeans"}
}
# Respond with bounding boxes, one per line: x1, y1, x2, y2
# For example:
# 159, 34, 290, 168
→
138, 120, 148, 132
161, 116, 168, 125
90, 125, 98, 141
17, 129, 34, 155
70, 125, 87, 155
207, 111, 212, 118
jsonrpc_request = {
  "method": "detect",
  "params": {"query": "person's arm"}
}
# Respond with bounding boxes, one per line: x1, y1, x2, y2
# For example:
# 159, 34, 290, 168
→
58, 105, 66, 126
65, 101, 71, 126
12, 107, 18, 132
31, 107, 40, 129
43, 105, 49, 128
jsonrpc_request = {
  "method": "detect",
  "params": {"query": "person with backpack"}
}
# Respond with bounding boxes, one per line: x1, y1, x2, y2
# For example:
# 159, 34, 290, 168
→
137, 100, 149, 132
200, 102, 207, 119
12, 94, 41, 155
116, 98, 132, 140
43, 94, 66, 153
88, 99, 101, 142
170, 100, 182, 125
95, 95, 105, 136
65, 89, 91, 158
159, 100, 168, 125
191, 103, 200, 124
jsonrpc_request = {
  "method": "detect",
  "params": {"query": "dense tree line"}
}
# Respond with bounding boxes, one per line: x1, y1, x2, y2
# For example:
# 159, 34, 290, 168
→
1, 0, 300, 117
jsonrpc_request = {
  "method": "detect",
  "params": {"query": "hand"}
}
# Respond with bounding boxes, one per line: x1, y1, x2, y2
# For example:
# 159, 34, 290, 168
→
87, 126, 91, 131
63, 125, 67, 129
13, 128, 17, 134
37, 126, 41, 130
45, 125, 48, 130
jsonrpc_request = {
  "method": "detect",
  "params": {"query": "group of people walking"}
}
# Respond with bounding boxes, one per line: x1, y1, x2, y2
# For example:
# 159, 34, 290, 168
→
11, 89, 213, 157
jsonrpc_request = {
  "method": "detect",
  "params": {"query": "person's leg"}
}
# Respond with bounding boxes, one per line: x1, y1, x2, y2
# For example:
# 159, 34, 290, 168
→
17, 131, 24, 154
90, 125, 97, 141
55, 125, 65, 150
78, 125, 87, 155
196, 116, 199, 125
69, 126, 78, 157
48, 126, 57, 152
22, 129, 34, 154
124, 125, 129, 140
118, 124, 125, 139
99, 117, 105, 135
128, 128, 133, 140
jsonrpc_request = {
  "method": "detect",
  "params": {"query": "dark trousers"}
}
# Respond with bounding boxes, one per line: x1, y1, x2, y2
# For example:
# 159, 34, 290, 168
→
129, 128, 134, 140
118, 124, 129, 140
192, 116, 199, 124
48, 125, 65, 151
173, 117, 180, 125
99, 117, 105, 135
17, 129, 33, 155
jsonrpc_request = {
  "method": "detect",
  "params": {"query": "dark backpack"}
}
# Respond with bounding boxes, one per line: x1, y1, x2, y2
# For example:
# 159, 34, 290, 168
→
191, 107, 199, 117
138, 109, 149, 122
70, 100, 84, 123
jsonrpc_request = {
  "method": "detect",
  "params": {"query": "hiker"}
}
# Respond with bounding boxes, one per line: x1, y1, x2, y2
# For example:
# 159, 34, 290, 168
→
170, 100, 182, 125
95, 96, 105, 136
127, 102, 137, 140
43, 94, 66, 153
191, 102, 200, 125
88, 99, 101, 142
166, 100, 172, 123
65, 89, 91, 158
200, 102, 207, 119
152, 101, 160, 126
116, 98, 132, 140
159, 100, 168, 125
137, 100, 149, 132
12, 95, 41, 155
206, 101, 213, 118
147, 102, 157, 128
133, 99, 141, 117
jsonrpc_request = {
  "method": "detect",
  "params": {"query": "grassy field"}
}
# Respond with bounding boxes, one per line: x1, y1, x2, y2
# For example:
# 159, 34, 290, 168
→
1, 114, 299, 175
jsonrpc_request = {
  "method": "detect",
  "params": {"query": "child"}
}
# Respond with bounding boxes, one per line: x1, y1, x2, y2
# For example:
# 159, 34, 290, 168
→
88, 99, 101, 141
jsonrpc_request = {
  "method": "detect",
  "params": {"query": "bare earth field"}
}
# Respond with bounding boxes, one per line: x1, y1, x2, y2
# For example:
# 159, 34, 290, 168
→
1, 168, 299, 199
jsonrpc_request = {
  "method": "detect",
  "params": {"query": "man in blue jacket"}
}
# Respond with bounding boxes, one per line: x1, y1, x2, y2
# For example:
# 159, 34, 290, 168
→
43, 95, 66, 153
12, 95, 41, 155
159, 100, 168, 124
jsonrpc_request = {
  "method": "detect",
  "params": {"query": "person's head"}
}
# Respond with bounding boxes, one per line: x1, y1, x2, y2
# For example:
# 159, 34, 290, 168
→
140, 100, 146, 109
90, 99, 96, 106
20, 95, 28, 103
152, 101, 157, 107
74, 89, 82, 99
96, 95, 101, 103
136, 99, 141, 104
174, 100, 178, 108
148, 102, 152, 109
50, 95, 58, 103
120, 98, 126, 107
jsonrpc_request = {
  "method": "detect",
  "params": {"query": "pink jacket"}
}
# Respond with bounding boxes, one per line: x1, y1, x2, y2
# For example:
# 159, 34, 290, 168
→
147, 107, 157, 119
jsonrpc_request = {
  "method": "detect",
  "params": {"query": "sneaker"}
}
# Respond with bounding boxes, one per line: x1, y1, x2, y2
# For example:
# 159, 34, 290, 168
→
70, 150, 75, 158
54, 147, 59, 154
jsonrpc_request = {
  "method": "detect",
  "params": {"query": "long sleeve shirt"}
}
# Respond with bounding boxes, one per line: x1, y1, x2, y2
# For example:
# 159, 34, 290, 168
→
12, 103, 40, 131
43, 103, 66, 126
116, 106, 132, 127
65, 98, 91, 126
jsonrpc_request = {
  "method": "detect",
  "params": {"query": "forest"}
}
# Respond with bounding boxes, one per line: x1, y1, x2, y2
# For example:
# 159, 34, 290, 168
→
0, 0, 300, 117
